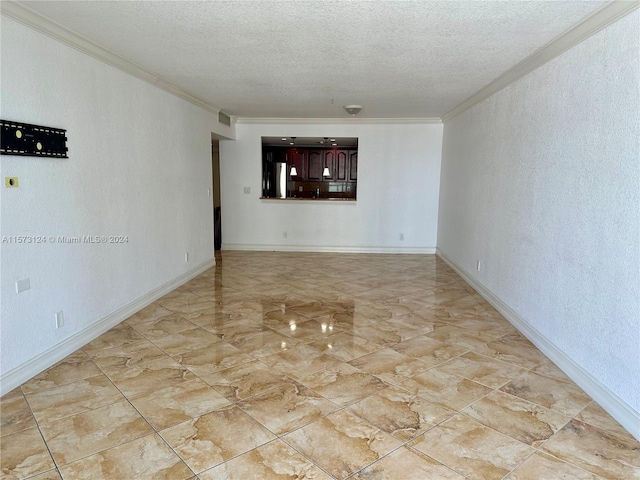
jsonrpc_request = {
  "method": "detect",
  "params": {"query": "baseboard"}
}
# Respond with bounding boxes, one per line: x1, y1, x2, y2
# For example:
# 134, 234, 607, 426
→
436, 248, 640, 441
0, 258, 216, 396
222, 244, 436, 254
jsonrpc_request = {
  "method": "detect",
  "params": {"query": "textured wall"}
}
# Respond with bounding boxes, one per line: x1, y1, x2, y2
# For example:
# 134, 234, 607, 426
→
438, 11, 639, 412
0, 18, 227, 375
220, 122, 443, 251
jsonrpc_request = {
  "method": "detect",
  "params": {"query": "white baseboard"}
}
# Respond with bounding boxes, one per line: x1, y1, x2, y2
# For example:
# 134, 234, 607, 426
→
0, 258, 216, 396
222, 244, 436, 254
436, 248, 640, 441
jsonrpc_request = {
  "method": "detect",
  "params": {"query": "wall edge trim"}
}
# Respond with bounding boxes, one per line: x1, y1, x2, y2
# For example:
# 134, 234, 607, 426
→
442, 0, 639, 122
1, 1, 224, 117
0, 258, 216, 396
222, 244, 436, 254
436, 248, 640, 441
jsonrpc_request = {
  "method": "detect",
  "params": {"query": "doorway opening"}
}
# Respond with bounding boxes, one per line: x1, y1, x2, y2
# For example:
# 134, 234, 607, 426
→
212, 140, 221, 250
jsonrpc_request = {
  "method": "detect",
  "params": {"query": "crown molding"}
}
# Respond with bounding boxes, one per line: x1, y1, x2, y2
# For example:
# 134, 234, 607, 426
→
236, 117, 442, 124
1, 1, 223, 116
442, 0, 639, 122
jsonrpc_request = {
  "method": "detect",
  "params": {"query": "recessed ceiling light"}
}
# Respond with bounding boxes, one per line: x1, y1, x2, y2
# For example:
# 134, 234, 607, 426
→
330, 138, 336, 141
281, 138, 287, 141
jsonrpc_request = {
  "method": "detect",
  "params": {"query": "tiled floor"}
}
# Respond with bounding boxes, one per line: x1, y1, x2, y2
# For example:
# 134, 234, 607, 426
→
2, 251, 639, 479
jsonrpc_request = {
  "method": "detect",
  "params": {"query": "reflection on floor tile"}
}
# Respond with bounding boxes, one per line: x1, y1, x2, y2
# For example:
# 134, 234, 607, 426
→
7, 251, 635, 479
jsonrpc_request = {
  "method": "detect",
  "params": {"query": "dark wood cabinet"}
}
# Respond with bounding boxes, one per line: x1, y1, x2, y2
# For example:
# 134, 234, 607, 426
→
349, 150, 358, 181
307, 150, 323, 181
335, 150, 348, 181
323, 150, 336, 181
288, 149, 306, 180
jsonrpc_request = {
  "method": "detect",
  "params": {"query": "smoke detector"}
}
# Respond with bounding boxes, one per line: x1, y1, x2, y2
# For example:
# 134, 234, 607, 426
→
343, 105, 363, 116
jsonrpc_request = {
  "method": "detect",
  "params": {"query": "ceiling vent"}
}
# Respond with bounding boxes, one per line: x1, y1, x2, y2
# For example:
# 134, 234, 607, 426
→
218, 111, 231, 126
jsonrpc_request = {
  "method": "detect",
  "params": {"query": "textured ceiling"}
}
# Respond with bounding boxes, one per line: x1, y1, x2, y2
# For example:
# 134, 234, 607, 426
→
19, 0, 607, 118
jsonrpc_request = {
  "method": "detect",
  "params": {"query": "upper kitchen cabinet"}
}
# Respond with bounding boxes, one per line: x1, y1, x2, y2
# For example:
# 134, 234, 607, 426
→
261, 137, 358, 200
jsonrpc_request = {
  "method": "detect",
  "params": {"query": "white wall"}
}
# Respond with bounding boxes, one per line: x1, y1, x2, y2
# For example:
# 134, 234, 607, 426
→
0, 18, 233, 388
220, 122, 443, 252
438, 9, 639, 425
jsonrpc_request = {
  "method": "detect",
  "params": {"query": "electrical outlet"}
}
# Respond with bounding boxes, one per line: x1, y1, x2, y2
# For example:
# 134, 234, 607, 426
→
244, 187, 251, 194
283, 231, 287, 239
207, 188, 211, 197
16, 278, 30, 293
55, 311, 64, 329
477, 260, 481, 271
5, 177, 19, 188
400, 233, 404, 241
185, 252, 189, 262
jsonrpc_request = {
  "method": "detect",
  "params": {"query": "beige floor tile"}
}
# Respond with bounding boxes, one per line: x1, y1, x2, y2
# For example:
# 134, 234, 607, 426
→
576, 402, 633, 439
236, 380, 339, 435
24, 469, 63, 480
198, 439, 332, 479
541, 419, 640, 479
21, 351, 102, 394
150, 327, 224, 356
461, 390, 570, 446
58, 433, 193, 480
24, 375, 123, 425
348, 386, 453, 441
229, 329, 300, 357
410, 415, 534, 480
1, 388, 37, 437
437, 351, 526, 388
201, 360, 293, 401
530, 358, 574, 384
391, 335, 468, 367
0, 427, 55, 479
284, 409, 402, 480
39, 399, 153, 465
301, 362, 388, 407
505, 451, 600, 479
473, 332, 549, 369
348, 348, 429, 385
501, 371, 592, 416
130, 378, 231, 430
130, 314, 198, 340
86, 339, 169, 369
103, 356, 195, 397
262, 344, 341, 380
275, 320, 337, 343
159, 405, 275, 474
399, 369, 491, 411
124, 302, 175, 326
174, 342, 254, 377
425, 324, 493, 350
82, 324, 146, 354
352, 446, 466, 479
308, 331, 382, 362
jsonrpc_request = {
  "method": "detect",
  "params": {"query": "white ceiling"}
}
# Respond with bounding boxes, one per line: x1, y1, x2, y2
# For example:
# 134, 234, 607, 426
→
18, 0, 607, 118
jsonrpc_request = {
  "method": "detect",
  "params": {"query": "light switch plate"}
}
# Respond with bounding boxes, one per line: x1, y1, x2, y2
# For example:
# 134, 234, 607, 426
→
243, 187, 251, 194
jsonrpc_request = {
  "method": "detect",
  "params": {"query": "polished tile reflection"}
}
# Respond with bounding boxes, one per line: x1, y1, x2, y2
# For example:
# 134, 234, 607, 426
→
2, 251, 636, 479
